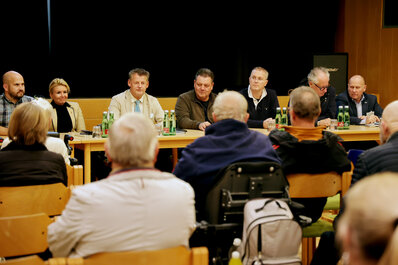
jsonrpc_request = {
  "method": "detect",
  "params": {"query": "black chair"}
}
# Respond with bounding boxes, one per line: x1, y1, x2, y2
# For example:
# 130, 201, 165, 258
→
191, 161, 289, 265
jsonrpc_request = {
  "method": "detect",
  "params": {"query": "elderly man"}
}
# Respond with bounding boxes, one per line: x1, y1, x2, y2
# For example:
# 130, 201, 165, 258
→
304, 67, 336, 127
336, 75, 383, 125
174, 90, 280, 217
108, 68, 163, 125
0, 71, 33, 135
48, 113, 195, 258
239, 66, 279, 128
175, 68, 217, 131
351, 100, 398, 185
269, 86, 351, 223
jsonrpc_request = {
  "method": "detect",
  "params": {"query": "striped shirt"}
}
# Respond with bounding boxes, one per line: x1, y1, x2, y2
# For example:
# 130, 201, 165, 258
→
0, 93, 33, 127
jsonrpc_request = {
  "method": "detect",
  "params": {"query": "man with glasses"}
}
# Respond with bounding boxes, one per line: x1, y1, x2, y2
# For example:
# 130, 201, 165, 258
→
336, 75, 382, 125
306, 67, 336, 127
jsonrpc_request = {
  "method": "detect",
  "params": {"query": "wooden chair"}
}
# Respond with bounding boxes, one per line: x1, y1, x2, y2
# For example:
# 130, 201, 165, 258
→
66, 164, 84, 186
0, 213, 52, 258
287, 170, 352, 265
0, 183, 70, 217
47, 246, 209, 265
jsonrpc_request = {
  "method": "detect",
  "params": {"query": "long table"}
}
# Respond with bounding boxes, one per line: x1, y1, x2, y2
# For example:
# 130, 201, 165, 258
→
68, 125, 380, 184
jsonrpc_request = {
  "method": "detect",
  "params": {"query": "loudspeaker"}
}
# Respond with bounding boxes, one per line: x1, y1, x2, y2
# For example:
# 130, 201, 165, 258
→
313, 53, 348, 96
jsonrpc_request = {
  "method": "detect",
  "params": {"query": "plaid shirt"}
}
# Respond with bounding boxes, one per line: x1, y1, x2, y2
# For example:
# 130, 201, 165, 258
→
0, 93, 33, 127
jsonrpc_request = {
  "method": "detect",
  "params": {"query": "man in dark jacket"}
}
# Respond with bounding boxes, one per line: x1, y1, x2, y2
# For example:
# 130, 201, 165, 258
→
336, 75, 383, 125
173, 90, 281, 218
301, 67, 336, 127
175, 68, 217, 131
239, 67, 279, 128
351, 100, 398, 185
269, 86, 351, 223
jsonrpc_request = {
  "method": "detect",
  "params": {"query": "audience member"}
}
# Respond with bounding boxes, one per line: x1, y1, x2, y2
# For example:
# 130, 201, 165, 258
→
351, 100, 398, 185
239, 66, 279, 128
269, 86, 351, 223
48, 113, 195, 258
0, 102, 67, 186
173, 90, 280, 218
302, 67, 336, 126
175, 68, 217, 131
336, 75, 383, 125
0, 71, 33, 135
1, 98, 70, 165
108, 68, 163, 125
48, 78, 86, 133
337, 172, 398, 265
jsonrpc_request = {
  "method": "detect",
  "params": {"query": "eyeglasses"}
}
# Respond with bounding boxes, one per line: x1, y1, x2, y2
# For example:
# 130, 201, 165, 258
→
312, 82, 329, 91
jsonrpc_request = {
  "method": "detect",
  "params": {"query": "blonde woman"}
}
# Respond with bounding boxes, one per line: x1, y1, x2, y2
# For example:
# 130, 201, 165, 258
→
49, 78, 85, 132
0, 102, 67, 186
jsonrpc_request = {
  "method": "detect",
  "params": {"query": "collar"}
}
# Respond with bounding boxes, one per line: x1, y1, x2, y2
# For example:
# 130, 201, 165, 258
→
284, 126, 325, 141
1, 93, 24, 105
127, 90, 144, 103
205, 119, 249, 135
51, 100, 71, 108
248, 86, 267, 101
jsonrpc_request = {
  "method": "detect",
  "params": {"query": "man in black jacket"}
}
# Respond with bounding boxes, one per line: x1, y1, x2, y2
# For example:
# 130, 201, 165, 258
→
351, 100, 398, 185
336, 75, 383, 125
239, 67, 279, 128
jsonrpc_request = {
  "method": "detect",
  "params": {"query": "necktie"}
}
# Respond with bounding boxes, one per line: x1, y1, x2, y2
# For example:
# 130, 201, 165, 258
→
134, 100, 140, 113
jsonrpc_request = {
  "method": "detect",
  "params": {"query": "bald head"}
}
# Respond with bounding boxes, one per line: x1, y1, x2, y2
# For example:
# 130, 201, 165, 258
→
212, 90, 249, 122
289, 86, 321, 123
2, 71, 25, 103
382, 100, 398, 132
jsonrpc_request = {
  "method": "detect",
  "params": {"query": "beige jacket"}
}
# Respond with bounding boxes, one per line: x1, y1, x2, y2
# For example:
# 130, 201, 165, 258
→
108, 90, 164, 125
50, 101, 86, 132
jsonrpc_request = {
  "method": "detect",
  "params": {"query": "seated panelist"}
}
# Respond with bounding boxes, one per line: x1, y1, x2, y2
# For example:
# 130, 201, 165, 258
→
0, 102, 67, 186
49, 78, 86, 133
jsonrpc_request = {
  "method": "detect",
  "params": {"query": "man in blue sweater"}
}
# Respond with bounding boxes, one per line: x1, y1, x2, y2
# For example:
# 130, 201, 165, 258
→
173, 90, 281, 218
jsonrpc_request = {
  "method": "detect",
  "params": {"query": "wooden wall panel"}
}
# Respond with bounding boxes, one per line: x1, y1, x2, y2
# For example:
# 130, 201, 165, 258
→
336, 0, 398, 107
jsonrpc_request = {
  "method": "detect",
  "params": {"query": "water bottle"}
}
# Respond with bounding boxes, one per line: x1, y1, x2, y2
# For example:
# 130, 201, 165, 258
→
101, 111, 109, 138
162, 110, 170, 136
169, 110, 176, 135
275, 107, 282, 129
281, 107, 288, 125
337, 106, 344, 130
344, 105, 350, 130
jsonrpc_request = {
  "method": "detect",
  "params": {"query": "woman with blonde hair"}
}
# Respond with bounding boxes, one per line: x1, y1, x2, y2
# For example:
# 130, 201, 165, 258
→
49, 78, 85, 132
0, 102, 67, 186
337, 172, 398, 265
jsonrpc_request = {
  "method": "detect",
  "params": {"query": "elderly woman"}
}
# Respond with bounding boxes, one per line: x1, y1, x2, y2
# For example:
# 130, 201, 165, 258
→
49, 78, 86, 132
0, 102, 67, 186
337, 172, 398, 265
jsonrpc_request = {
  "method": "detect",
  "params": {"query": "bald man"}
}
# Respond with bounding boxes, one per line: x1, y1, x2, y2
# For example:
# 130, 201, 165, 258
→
173, 90, 280, 218
351, 100, 398, 185
336, 75, 383, 125
0, 71, 33, 135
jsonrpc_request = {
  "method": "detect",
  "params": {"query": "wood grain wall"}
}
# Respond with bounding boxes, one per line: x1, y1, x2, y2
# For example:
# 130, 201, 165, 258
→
335, 0, 398, 108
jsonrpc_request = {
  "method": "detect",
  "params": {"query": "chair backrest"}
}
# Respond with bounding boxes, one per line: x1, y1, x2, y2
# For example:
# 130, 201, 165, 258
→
0, 213, 52, 258
287, 172, 343, 198
0, 183, 70, 217
67, 164, 84, 186
205, 161, 288, 224
47, 246, 209, 265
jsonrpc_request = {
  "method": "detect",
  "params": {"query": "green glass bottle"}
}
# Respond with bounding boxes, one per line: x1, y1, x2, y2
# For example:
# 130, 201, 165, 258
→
344, 105, 350, 130
275, 107, 282, 129
169, 110, 176, 135
281, 107, 288, 126
108, 111, 114, 129
337, 106, 344, 130
101, 111, 109, 138
162, 110, 170, 136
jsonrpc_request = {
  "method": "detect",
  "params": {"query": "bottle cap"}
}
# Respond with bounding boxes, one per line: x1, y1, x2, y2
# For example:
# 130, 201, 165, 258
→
232, 251, 240, 259
233, 238, 241, 247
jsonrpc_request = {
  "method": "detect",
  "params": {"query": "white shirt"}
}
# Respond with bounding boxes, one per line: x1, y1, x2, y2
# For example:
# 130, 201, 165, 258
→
1, 137, 70, 165
354, 95, 365, 124
48, 168, 196, 258
248, 85, 267, 110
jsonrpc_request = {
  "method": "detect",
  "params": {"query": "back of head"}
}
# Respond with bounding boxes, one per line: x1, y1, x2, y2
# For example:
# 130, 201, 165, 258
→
107, 113, 157, 168
289, 86, 320, 122
339, 172, 398, 264
8, 102, 48, 145
32, 98, 52, 121
212, 90, 248, 122
382, 100, 398, 134
307, 67, 330, 83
